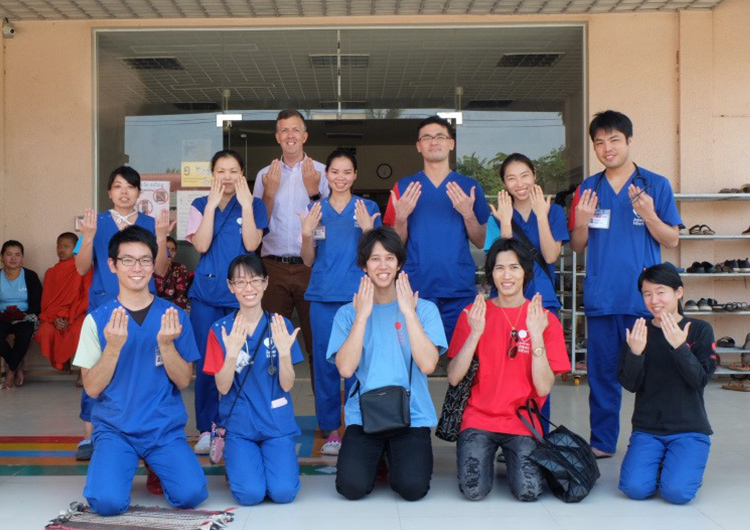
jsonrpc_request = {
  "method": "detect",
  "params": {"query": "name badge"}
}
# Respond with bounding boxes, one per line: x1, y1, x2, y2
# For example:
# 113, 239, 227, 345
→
271, 397, 288, 409
588, 209, 611, 229
155, 347, 164, 367
313, 225, 326, 240
235, 347, 250, 373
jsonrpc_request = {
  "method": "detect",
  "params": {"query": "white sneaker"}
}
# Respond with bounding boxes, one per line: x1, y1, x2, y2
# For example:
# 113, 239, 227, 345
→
320, 433, 342, 456
194, 431, 211, 455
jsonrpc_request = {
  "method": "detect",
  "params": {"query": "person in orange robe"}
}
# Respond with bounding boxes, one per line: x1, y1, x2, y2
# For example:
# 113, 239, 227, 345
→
35, 232, 92, 372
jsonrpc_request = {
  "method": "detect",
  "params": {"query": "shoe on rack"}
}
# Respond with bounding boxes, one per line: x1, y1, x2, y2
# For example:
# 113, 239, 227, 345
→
737, 258, 750, 272
686, 262, 705, 274
75, 440, 94, 461
700, 261, 716, 274
743, 332, 750, 351
716, 336, 735, 348
724, 259, 739, 272
684, 300, 699, 312
321, 432, 343, 456
194, 431, 211, 455
743, 226, 750, 235
697, 298, 712, 311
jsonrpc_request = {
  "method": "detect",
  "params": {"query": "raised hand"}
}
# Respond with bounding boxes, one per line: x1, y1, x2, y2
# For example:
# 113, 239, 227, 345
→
155, 209, 176, 239
354, 199, 381, 232
661, 312, 690, 350
302, 158, 322, 197
626, 317, 648, 356
465, 294, 486, 336
525, 293, 549, 338
157, 307, 182, 346
271, 313, 300, 359
236, 175, 254, 210
529, 185, 551, 218
262, 160, 282, 199
206, 175, 225, 211
353, 276, 374, 322
390, 181, 421, 222
446, 182, 476, 219
395, 272, 419, 317
489, 190, 514, 226
629, 184, 656, 220
299, 202, 322, 238
80, 208, 98, 240
574, 189, 598, 228
221, 313, 250, 357
103, 307, 129, 351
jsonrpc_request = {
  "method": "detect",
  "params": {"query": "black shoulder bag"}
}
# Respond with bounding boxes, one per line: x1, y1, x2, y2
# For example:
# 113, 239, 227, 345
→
352, 358, 413, 435
511, 219, 554, 284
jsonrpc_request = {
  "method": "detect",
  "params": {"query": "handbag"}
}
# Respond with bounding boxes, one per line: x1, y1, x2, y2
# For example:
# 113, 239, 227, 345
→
435, 357, 479, 442
209, 313, 269, 465
516, 399, 600, 503
353, 358, 414, 435
511, 219, 554, 284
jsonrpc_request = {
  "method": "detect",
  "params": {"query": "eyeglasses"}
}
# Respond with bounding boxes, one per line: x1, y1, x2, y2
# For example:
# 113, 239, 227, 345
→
508, 329, 519, 359
229, 278, 266, 290
116, 256, 154, 267
418, 134, 451, 144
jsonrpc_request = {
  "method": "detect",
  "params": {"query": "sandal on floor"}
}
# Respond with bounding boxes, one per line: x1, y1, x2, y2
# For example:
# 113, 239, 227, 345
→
722, 380, 750, 392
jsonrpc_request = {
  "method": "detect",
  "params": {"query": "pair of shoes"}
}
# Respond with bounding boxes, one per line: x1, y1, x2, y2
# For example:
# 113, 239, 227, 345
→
320, 433, 343, 456
721, 380, 750, 392
75, 440, 94, 461
684, 300, 699, 312
146, 467, 164, 495
717, 336, 735, 348
719, 187, 743, 193
194, 432, 211, 455
737, 258, 750, 272
688, 224, 715, 235
686, 262, 714, 273
696, 298, 712, 311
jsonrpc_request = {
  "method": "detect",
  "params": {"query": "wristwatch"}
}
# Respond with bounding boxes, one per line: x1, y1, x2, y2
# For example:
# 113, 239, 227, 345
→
309, 193, 321, 201
533, 346, 546, 357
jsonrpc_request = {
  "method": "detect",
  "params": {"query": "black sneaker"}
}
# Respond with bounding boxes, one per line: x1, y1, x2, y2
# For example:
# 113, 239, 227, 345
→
686, 262, 705, 273
700, 261, 717, 274
684, 300, 699, 312
724, 259, 739, 272
697, 298, 712, 311
738, 258, 750, 272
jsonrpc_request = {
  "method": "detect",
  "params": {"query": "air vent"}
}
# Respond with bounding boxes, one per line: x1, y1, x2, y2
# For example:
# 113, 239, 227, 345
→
310, 54, 370, 68
173, 102, 220, 112
497, 53, 563, 68
467, 100, 513, 109
327, 133, 365, 140
120, 57, 184, 70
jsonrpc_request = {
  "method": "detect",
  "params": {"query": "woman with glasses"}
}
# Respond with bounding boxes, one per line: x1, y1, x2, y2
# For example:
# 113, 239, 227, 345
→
186, 150, 269, 455
300, 149, 382, 455
446, 238, 570, 502
203, 254, 303, 505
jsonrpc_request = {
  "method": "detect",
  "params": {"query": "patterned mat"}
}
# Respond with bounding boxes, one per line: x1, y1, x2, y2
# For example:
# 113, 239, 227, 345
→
46, 503, 234, 530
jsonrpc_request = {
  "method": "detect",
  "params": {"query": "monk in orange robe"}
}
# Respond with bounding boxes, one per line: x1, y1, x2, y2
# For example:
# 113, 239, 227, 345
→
35, 233, 92, 371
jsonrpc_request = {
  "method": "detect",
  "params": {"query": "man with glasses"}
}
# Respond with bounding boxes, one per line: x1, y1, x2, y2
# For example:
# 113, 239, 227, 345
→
569, 110, 681, 458
446, 238, 569, 501
73, 226, 207, 515
384, 115, 490, 342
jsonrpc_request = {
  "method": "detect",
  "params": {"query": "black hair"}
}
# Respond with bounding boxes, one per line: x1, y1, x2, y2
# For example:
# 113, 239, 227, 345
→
276, 109, 306, 128
485, 238, 534, 290
1, 240, 24, 255
57, 232, 79, 245
357, 226, 406, 270
210, 149, 245, 174
227, 253, 268, 281
417, 115, 455, 140
107, 166, 142, 191
107, 225, 158, 261
325, 148, 358, 172
166, 235, 177, 246
500, 153, 536, 182
638, 263, 684, 315
589, 110, 633, 141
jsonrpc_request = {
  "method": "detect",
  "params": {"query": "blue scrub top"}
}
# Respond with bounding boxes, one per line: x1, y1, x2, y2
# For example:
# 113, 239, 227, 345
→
210, 312, 303, 441
188, 195, 269, 308
326, 299, 448, 428
393, 171, 490, 299
484, 204, 569, 310
305, 196, 382, 303
74, 212, 157, 312
89, 297, 200, 449
573, 166, 681, 317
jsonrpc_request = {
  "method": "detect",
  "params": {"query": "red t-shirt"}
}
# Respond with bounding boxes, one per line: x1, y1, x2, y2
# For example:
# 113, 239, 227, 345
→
447, 300, 571, 436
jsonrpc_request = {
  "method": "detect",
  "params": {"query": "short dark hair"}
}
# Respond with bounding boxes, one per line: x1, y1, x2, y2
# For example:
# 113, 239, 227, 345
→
107, 166, 142, 191
357, 226, 406, 270
108, 225, 158, 261
276, 109, 306, 128
58, 232, 79, 245
1, 240, 24, 255
227, 253, 267, 281
210, 149, 245, 174
500, 153, 536, 182
166, 235, 177, 246
485, 238, 534, 290
325, 148, 358, 172
638, 262, 684, 315
589, 110, 633, 141
417, 115, 455, 140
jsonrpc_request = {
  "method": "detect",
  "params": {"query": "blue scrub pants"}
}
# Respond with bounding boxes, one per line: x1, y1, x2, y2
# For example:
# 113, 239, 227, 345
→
224, 432, 300, 505
619, 431, 710, 504
424, 295, 476, 344
190, 299, 235, 433
587, 314, 639, 454
84, 431, 208, 516
79, 390, 95, 422
310, 301, 354, 432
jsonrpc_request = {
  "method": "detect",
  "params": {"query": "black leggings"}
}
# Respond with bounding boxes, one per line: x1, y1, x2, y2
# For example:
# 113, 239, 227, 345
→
0, 320, 35, 371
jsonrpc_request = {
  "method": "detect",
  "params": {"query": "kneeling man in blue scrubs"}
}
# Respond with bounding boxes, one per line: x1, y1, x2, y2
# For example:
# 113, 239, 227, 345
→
73, 226, 208, 516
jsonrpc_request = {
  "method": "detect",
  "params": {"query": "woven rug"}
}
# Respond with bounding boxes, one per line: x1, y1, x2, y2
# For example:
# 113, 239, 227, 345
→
46, 503, 234, 530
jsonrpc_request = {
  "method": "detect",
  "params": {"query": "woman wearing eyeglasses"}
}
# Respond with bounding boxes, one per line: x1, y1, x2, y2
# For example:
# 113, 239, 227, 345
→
446, 238, 570, 501
203, 254, 303, 505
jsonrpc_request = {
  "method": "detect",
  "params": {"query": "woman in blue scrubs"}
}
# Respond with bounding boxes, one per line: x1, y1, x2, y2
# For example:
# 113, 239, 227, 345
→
484, 153, 569, 428
300, 149, 382, 455
203, 254, 303, 505
186, 150, 268, 453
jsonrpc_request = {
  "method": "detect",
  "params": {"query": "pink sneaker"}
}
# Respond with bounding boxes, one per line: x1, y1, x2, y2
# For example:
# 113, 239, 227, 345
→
320, 433, 342, 456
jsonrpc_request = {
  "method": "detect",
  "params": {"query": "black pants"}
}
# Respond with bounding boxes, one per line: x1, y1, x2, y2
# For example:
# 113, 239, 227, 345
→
336, 425, 433, 501
0, 320, 35, 371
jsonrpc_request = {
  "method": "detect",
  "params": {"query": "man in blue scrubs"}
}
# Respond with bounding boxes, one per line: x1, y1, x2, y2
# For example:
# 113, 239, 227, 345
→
73, 226, 207, 515
384, 116, 490, 342
569, 110, 681, 457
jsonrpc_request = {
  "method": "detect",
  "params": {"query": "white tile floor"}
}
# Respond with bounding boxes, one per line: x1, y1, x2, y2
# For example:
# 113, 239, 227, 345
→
1, 372, 749, 530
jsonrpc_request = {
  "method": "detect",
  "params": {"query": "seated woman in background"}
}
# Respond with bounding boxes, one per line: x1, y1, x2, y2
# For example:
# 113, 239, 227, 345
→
0, 240, 43, 389
619, 263, 715, 505
155, 236, 190, 310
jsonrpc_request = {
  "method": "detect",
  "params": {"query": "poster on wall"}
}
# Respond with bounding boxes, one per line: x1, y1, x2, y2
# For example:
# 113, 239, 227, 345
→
176, 190, 208, 241
137, 181, 171, 220
181, 161, 212, 188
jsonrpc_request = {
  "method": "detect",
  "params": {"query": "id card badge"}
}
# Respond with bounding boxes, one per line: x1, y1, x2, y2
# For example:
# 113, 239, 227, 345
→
235, 348, 250, 373
313, 224, 326, 240
588, 209, 611, 230
155, 347, 164, 367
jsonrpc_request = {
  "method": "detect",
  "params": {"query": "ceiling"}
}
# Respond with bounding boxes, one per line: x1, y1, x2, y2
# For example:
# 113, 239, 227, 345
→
0, 0, 727, 21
